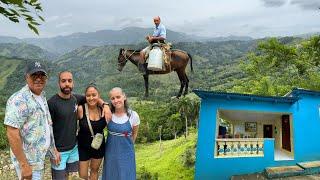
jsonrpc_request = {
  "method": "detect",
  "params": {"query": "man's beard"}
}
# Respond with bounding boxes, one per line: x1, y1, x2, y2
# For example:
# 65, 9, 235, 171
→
60, 87, 73, 95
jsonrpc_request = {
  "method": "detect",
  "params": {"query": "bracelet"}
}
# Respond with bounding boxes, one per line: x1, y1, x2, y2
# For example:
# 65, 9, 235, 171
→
102, 102, 109, 107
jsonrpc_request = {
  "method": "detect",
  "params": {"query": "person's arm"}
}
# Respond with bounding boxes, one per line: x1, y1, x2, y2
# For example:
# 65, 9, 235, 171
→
97, 98, 112, 121
149, 25, 166, 42
7, 126, 32, 179
132, 125, 139, 143
4, 97, 32, 179
131, 111, 140, 143
74, 94, 86, 105
77, 105, 83, 120
75, 93, 112, 120
46, 99, 60, 165
148, 36, 165, 43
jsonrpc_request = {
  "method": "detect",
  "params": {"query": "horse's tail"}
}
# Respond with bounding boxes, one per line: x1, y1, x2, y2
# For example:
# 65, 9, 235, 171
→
188, 53, 193, 73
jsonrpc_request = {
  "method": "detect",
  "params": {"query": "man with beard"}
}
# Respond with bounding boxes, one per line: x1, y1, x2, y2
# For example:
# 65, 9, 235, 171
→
48, 71, 111, 180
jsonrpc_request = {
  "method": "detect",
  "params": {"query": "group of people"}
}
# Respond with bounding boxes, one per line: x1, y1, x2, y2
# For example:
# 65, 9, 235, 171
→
3, 15, 166, 180
4, 62, 140, 180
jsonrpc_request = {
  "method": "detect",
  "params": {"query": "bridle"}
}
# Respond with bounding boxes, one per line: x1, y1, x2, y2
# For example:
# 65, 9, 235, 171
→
118, 49, 136, 66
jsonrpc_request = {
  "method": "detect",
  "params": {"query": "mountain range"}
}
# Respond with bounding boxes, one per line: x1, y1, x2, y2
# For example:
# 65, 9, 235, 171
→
0, 39, 258, 108
0, 27, 253, 55
0, 27, 309, 107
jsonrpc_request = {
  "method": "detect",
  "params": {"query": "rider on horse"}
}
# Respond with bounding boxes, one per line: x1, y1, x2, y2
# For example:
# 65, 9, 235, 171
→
139, 16, 167, 75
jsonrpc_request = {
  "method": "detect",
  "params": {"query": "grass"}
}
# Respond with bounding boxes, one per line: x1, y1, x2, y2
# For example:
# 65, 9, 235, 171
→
135, 132, 196, 180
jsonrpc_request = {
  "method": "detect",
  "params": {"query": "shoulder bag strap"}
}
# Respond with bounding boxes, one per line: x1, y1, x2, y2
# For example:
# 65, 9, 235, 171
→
84, 103, 95, 137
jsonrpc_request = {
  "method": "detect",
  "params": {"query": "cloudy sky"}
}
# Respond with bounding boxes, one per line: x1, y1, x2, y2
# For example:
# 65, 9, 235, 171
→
0, 0, 319, 38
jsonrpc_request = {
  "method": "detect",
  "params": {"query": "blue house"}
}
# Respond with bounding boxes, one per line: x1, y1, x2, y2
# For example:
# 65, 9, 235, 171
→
194, 88, 320, 180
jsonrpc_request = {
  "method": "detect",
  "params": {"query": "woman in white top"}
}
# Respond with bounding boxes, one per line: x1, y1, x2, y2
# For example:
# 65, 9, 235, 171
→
102, 87, 140, 180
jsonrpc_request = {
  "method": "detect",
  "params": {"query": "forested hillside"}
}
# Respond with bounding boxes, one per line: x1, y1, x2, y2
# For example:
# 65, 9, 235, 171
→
0, 43, 57, 60
0, 40, 256, 107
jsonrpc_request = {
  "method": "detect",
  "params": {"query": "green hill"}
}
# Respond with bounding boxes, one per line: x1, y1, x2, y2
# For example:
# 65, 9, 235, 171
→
0, 43, 57, 60
136, 132, 196, 180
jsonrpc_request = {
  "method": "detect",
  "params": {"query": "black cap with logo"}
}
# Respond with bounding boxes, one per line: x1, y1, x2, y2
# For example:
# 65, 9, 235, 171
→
25, 61, 48, 76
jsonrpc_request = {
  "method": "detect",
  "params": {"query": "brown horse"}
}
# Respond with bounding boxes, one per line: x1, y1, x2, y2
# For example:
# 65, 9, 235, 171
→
117, 48, 193, 98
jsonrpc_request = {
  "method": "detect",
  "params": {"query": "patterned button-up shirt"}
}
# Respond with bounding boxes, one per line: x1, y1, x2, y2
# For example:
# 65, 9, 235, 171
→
4, 85, 56, 170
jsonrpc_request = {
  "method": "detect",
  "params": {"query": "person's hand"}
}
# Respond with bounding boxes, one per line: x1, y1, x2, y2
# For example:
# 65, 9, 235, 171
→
103, 105, 112, 122
21, 163, 32, 180
148, 36, 153, 43
51, 148, 61, 165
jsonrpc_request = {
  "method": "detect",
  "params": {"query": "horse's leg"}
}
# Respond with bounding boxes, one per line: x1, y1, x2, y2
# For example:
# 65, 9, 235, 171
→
176, 70, 185, 98
143, 74, 149, 98
183, 73, 189, 96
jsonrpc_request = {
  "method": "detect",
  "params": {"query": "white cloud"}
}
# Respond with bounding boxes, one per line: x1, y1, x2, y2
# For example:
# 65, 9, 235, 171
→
55, 22, 70, 28
46, 16, 59, 22
0, 0, 319, 38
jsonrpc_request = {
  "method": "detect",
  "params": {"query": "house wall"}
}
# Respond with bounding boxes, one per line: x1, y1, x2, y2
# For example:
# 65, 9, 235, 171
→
291, 95, 320, 161
195, 98, 296, 180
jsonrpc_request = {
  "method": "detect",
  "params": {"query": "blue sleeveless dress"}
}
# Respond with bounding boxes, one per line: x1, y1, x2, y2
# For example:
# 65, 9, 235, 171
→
101, 114, 136, 180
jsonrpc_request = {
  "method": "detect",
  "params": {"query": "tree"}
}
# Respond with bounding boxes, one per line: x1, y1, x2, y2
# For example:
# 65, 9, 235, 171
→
176, 95, 200, 138
168, 112, 182, 139
0, 0, 44, 34
232, 36, 320, 96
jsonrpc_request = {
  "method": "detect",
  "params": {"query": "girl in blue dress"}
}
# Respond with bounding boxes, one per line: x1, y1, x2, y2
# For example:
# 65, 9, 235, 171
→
102, 87, 140, 180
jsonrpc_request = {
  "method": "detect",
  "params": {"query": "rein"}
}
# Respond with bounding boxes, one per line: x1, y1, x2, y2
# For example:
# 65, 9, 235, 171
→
120, 50, 137, 64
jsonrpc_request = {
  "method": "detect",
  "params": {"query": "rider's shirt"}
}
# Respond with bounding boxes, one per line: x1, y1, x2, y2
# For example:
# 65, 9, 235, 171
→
153, 23, 166, 39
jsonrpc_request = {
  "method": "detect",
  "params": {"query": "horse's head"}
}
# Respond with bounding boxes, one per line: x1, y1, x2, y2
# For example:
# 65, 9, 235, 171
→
117, 48, 127, 71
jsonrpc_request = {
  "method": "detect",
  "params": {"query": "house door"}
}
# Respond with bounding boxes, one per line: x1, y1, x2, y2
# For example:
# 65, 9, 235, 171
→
263, 125, 273, 138
282, 115, 291, 152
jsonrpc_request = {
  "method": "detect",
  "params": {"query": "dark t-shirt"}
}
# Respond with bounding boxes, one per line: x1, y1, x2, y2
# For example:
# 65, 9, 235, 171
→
48, 93, 85, 152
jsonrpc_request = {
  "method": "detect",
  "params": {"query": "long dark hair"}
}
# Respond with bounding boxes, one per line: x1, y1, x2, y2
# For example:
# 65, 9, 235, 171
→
109, 87, 130, 116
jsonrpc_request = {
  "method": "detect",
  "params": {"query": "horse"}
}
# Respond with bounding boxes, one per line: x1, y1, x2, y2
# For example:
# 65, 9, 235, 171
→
117, 48, 193, 98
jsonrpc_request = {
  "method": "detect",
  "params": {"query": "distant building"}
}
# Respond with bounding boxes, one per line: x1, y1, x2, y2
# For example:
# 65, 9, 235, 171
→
194, 88, 320, 180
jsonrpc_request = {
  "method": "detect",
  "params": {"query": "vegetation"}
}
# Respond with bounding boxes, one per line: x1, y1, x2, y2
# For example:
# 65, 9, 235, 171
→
232, 36, 320, 95
136, 131, 196, 180
132, 94, 200, 143
0, 0, 44, 34
0, 114, 7, 149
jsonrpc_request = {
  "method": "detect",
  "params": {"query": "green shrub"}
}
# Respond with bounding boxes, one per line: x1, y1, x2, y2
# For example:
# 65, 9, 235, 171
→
0, 114, 8, 149
137, 166, 159, 180
181, 145, 195, 168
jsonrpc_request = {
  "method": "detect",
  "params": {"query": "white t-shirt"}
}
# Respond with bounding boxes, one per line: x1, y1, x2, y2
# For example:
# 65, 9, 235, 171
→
111, 110, 140, 127
33, 94, 51, 150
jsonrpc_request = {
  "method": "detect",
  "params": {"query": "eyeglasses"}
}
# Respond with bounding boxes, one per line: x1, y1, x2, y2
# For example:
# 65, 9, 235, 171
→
29, 72, 48, 80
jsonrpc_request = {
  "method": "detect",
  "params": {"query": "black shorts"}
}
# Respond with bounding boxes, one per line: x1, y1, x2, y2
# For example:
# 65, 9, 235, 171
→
78, 144, 105, 161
